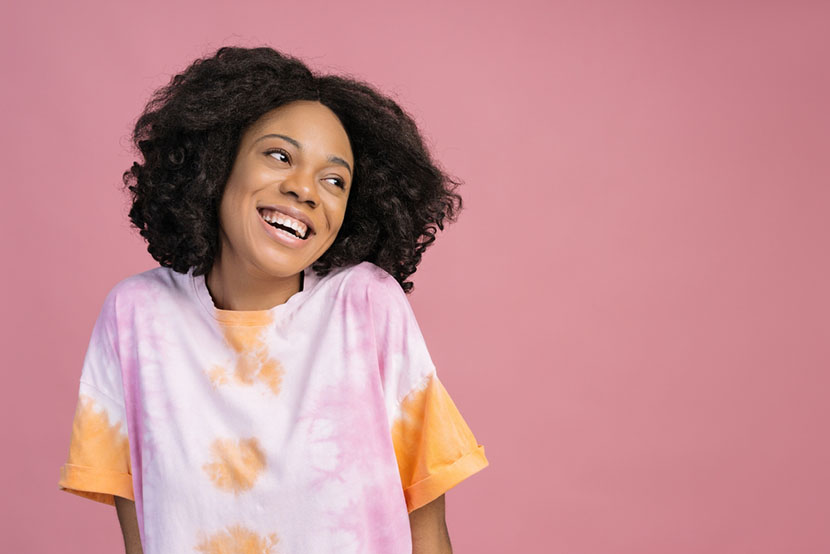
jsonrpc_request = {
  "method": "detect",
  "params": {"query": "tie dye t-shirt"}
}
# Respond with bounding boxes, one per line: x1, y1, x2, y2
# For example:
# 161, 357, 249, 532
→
58, 260, 489, 553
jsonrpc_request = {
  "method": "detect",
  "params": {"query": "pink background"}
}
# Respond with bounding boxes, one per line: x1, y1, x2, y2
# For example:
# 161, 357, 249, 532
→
2, 1, 829, 552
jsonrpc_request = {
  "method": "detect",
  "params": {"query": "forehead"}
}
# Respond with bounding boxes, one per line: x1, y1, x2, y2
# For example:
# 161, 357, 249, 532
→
247, 101, 352, 158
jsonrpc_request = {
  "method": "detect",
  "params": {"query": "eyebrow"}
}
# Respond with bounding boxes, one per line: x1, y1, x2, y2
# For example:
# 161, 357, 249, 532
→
254, 133, 352, 176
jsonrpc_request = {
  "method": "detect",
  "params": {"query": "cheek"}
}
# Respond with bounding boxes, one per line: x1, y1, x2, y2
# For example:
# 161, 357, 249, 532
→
322, 194, 349, 232
331, 210, 349, 237
217, 194, 251, 242
217, 199, 238, 235
219, 179, 255, 220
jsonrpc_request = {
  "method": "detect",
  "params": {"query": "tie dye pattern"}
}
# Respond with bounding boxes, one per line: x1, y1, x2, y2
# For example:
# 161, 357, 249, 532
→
58, 261, 488, 553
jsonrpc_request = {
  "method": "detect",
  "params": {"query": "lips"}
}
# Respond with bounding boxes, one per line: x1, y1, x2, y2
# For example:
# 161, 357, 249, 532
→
257, 209, 310, 248
256, 204, 315, 236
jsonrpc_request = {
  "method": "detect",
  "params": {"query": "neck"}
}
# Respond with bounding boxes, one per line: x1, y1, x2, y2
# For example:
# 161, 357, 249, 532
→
205, 255, 302, 311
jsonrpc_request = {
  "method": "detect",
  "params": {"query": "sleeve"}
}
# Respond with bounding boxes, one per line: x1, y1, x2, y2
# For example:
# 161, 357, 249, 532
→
58, 287, 134, 506
367, 268, 489, 513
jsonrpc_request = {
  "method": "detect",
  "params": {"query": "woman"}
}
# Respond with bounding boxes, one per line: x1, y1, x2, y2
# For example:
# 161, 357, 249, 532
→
58, 46, 488, 553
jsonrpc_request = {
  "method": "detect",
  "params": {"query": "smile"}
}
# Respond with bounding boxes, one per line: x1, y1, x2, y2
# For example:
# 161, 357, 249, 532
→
257, 209, 311, 248
257, 208, 310, 240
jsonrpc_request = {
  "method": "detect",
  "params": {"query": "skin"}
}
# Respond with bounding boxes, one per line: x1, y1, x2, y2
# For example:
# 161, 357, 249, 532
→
115, 100, 452, 553
410, 494, 453, 553
115, 496, 143, 554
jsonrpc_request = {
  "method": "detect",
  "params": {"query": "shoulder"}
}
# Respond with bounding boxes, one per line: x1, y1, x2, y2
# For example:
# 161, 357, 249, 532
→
107, 265, 173, 297
101, 266, 182, 314
311, 261, 411, 325
335, 261, 407, 308
338, 263, 425, 339
343, 261, 402, 293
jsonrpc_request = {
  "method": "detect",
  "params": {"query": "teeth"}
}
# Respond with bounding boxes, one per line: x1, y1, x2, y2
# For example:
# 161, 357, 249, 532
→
260, 210, 308, 239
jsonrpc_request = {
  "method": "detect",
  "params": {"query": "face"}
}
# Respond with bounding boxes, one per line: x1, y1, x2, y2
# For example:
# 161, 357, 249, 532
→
215, 100, 354, 280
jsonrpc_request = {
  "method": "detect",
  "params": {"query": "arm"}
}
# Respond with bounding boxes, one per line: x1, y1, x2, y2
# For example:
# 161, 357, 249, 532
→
114, 496, 144, 554
409, 494, 452, 554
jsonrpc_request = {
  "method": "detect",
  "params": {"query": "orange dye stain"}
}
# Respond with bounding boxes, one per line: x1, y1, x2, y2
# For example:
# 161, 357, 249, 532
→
67, 394, 131, 471
204, 324, 285, 395
59, 393, 133, 505
222, 324, 266, 353
195, 524, 280, 554
206, 364, 230, 387
390, 373, 478, 491
202, 437, 266, 494
254, 353, 283, 395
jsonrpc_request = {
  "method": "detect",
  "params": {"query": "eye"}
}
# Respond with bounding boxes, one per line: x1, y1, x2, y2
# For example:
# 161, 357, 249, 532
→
264, 148, 290, 163
325, 176, 346, 189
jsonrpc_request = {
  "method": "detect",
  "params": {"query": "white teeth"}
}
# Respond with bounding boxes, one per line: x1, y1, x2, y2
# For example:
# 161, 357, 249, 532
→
260, 210, 308, 238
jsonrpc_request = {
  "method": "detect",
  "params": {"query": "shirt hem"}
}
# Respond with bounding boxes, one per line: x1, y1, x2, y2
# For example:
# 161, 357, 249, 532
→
403, 444, 489, 513
58, 463, 134, 506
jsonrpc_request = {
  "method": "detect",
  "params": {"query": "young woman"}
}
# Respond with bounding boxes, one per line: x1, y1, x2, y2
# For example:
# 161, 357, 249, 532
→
58, 46, 488, 554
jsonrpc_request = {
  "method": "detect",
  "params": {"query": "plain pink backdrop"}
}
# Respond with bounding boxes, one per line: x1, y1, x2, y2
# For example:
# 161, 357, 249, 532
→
2, 0, 829, 552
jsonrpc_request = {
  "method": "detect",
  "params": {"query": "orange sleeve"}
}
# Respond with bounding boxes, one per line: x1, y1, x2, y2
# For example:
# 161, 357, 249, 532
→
58, 383, 134, 506
391, 371, 489, 513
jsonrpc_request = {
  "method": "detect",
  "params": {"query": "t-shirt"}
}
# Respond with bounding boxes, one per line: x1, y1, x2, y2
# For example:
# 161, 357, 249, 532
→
58, 261, 489, 553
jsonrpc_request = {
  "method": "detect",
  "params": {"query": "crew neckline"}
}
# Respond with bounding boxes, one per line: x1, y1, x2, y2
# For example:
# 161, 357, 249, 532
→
189, 265, 319, 326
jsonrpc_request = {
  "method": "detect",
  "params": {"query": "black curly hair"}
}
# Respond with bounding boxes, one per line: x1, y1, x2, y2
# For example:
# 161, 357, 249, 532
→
122, 46, 463, 294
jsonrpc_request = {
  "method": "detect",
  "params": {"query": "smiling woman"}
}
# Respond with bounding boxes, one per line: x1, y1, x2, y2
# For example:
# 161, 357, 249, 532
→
58, 46, 488, 554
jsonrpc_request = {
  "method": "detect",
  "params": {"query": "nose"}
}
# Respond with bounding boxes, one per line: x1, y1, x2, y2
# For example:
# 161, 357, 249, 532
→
279, 169, 319, 207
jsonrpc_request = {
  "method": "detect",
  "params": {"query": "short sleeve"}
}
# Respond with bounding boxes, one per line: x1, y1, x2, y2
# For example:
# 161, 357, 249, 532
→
58, 288, 134, 506
392, 370, 489, 513
366, 266, 489, 513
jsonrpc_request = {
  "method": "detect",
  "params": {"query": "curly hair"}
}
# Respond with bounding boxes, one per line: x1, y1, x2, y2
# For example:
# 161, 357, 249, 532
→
122, 46, 463, 294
